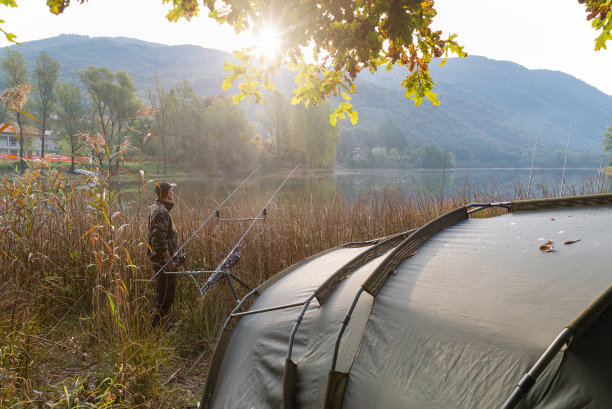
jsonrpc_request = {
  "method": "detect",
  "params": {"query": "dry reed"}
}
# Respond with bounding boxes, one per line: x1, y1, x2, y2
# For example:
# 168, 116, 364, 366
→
0, 167, 607, 407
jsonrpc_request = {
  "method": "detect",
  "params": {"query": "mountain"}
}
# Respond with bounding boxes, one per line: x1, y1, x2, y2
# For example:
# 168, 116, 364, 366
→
342, 56, 612, 167
1, 34, 230, 96
2, 35, 611, 167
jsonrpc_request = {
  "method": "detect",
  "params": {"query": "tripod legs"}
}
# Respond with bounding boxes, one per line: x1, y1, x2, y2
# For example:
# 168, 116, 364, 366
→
200, 269, 253, 304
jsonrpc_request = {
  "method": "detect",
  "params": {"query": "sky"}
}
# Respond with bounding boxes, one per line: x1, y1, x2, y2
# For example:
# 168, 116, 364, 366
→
1, 0, 612, 95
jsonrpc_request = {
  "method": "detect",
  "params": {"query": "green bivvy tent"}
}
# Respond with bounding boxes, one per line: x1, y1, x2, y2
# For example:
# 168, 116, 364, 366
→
200, 193, 612, 409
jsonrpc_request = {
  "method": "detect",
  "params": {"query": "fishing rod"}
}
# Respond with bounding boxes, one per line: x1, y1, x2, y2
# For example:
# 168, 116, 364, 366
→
199, 164, 300, 302
149, 164, 262, 283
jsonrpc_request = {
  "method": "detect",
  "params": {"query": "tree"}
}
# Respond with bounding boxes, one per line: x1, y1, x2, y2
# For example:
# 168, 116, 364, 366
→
1, 0, 608, 128
55, 81, 85, 172
32, 51, 60, 158
79, 66, 140, 175
47, 0, 467, 117
603, 126, 612, 165
579, 0, 612, 50
167, 80, 201, 169
260, 90, 289, 166
378, 117, 407, 151
371, 146, 388, 168
410, 144, 455, 169
0, 0, 607, 123
0, 48, 30, 173
148, 75, 178, 173
205, 96, 258, 173
289, 102, 339, 169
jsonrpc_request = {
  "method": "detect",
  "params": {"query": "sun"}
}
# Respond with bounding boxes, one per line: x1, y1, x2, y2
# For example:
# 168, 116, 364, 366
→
254, 25, 281, 61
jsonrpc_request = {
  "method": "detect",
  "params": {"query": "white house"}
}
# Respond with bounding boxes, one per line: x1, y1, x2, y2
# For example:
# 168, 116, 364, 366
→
0, 123, 57, 158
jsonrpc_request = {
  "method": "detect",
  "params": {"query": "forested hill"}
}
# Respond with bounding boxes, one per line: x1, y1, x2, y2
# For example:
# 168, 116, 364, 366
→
342, 56, 612, 167
4, 35, 612, 167
2, 34, 229, 96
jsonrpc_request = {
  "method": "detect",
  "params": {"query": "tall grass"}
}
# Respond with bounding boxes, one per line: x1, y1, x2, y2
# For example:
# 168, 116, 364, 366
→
0, 166, 607, 407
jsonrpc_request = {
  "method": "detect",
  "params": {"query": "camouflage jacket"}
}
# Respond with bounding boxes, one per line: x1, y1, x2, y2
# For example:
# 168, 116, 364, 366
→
148, 199, 178, 264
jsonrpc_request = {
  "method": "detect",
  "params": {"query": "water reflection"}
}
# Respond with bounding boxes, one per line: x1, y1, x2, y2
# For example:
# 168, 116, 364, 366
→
332, 168, 606, 198
124, 168, 608, 205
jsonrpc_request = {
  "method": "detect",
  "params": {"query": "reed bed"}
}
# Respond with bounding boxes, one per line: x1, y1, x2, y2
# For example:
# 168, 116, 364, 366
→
0, 167, 606, 408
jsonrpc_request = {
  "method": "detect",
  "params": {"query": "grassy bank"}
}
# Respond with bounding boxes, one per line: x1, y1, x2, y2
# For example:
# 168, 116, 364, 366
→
0, 167, 606, 408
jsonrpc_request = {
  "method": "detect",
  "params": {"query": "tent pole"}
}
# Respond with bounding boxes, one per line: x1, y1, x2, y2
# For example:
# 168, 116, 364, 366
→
230, 301, 306, 318
501, 281, 612, 408
331, 287, 365, 371
500, 328, 571, 409
287, 293, 318, 359
223, 289, 259, 327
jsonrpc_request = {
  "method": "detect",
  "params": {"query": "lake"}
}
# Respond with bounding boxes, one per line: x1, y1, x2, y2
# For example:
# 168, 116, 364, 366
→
170, 167, 609, 205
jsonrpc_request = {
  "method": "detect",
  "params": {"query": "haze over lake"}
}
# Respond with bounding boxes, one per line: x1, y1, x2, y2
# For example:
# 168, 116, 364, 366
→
171, 167, 608, 205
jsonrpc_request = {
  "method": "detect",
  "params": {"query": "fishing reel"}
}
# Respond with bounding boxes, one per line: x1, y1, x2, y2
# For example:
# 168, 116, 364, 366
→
221, 250, 241, 269
174, 253, 187, 266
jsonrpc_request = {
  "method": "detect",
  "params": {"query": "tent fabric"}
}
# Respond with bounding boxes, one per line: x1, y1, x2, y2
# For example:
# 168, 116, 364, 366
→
363, 207, 468, 296
341, 205, 612, 409
204, 246, 374, 408
315, 230, 413, 304
202, 194, 612, 409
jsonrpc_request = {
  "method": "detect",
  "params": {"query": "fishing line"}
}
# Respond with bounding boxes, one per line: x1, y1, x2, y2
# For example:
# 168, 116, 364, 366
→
149, 164, 262, 282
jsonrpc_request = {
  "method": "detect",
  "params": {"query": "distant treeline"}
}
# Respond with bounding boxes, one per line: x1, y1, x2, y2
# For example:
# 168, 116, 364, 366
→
0, 49, 339, 177
2, 46, 608, 174
337, 115, 604, 169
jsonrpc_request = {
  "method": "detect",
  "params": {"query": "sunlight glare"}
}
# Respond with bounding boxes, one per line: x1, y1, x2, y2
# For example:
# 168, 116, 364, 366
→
255, 26, 281, 61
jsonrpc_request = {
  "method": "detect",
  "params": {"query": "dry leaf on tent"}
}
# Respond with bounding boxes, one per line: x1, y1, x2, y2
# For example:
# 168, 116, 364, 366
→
539, 239, 554, 252
564, 239, 582, 245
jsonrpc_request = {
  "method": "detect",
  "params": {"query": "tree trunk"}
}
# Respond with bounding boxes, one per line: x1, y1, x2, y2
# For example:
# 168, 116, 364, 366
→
17, 113, 25, 174
40, 117, 46, 159
70, 139, 75, 173
162, 138, 167, 173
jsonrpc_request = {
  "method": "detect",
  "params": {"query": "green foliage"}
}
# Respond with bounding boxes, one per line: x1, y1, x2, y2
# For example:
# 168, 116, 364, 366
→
204, 95, 259, 171
46, 0, 86, 15
288, 101, 340, 168
55, 81, 86, 170
378, 117, 407, 151
338, 142, 456, 170
162, 0, 200, 22
79, 66, 140, 173
259, 93, 340, 169
371, 146, 388, 168
4, 0, 612, 129
145, 79, 259, 174
330, 101, 358, 127
0, 2, 19, 44
222, 50, 275, 104
410, 143, 456, 169
603, 125, 612, 163
260, 90, 289, 166
191, 0, 466, 121
0, 48, 33, 174
1, 48, 28, 86
579, 0, 612, 50
32, 51, 60, 158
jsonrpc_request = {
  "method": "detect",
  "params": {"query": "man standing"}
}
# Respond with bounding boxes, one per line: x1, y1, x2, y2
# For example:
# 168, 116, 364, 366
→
148, 180, 179, 329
